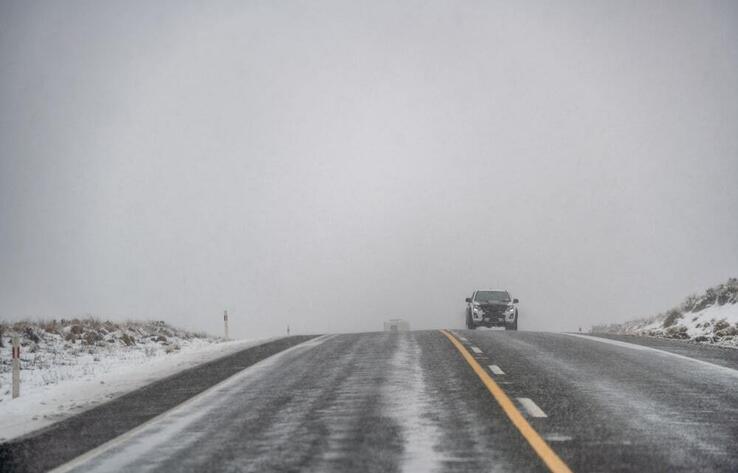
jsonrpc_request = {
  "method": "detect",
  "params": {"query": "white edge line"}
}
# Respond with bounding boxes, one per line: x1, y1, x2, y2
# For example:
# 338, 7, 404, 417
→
49, 334, 335, 473
489, 364, 505, 375
563, 333, 738, 377
517, 398, 547, 418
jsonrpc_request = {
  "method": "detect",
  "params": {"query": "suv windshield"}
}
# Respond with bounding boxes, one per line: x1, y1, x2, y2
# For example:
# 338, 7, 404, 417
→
474, 291, 510, 302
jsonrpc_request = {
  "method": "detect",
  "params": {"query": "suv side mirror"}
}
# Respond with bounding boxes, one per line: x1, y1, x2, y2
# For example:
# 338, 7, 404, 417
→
513, 298, 519, 304
465, 298, 472, 303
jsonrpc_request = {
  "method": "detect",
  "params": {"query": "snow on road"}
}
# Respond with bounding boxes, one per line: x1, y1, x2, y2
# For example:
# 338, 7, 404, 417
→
384, 333, 447, 472
55, 336, 335, 473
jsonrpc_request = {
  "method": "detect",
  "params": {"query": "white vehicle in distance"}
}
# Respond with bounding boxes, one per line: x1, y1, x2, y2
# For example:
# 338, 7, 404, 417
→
384, 319, 410, 332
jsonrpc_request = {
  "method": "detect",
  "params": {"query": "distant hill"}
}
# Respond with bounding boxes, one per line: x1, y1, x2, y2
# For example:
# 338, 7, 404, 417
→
592, 278, 738, 348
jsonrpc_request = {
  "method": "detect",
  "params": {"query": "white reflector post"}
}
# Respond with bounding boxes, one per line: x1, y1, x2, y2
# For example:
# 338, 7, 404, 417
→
224, 310, 229, 341
12, 336, 20, 399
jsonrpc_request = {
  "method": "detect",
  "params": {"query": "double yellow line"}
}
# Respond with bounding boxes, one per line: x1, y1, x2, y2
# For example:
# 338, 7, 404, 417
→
440, 329, 573, 473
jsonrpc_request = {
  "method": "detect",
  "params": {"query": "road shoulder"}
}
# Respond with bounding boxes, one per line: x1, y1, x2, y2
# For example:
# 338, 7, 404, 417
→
581, 333, 738, 371
0, 335, 318, 473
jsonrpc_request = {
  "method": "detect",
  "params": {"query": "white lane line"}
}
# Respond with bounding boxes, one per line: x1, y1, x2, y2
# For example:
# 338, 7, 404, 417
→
459, 337, 469, 342
488, 365, 505, 375
49, 335, 334, 473
470, 346, 483, 354
517, 398, 547, 418
563, 333, 738, 378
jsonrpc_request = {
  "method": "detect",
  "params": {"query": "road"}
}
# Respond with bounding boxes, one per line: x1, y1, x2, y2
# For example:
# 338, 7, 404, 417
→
42, 331, 738, 472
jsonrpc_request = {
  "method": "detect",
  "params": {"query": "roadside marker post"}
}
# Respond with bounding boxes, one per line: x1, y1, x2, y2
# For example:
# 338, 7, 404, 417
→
12, 336, 20, 399
224, 310, 229, 341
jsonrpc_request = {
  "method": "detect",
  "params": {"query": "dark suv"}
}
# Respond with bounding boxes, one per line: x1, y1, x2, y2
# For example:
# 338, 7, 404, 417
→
465, 290, 519, 330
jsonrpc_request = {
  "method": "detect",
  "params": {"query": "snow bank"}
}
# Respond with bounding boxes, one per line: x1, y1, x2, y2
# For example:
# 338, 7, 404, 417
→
593, 278, 738, 348
0, 318, 269, 442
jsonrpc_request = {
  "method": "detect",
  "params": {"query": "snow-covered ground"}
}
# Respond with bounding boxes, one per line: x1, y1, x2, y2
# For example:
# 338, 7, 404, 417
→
0, 319, 271, 442
593, 279, 738, 348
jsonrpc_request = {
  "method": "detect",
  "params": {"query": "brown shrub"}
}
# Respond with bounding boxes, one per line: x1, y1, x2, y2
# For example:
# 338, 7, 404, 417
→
24, 327, 41, 343
83, 331, 103, 345
41, 319, 59, 334
664, 325, 689, 339
713, 320, 730, 332
662, 309, 683, 328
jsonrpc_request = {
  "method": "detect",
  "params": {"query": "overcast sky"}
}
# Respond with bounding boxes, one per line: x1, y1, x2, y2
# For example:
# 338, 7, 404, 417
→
1, 0, 737, 338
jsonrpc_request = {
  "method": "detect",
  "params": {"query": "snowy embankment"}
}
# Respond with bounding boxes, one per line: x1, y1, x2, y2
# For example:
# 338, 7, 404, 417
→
0, 318, 269, 442
592, 278, 738, 348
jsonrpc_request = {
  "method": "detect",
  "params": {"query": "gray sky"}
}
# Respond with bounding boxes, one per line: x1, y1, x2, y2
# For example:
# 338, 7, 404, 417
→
1, 0, 737, 338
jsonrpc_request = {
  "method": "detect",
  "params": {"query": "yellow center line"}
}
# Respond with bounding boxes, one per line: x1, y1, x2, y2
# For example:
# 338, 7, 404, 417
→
440, 329, 574, 473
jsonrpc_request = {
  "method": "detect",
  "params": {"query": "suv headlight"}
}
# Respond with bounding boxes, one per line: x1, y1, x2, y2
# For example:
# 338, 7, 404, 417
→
505, 305, 515, 313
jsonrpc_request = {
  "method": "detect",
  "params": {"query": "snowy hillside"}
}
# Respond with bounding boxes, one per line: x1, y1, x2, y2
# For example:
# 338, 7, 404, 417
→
0, 318, 267, 441
592, 278, 738, 348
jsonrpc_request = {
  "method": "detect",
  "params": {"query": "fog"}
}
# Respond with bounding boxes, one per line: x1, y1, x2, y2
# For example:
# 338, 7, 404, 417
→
1, 1, 737, 338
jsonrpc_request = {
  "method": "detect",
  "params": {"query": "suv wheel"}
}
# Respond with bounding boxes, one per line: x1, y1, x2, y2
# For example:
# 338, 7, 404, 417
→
505, 315, 518, 331
466, 311, 476, 330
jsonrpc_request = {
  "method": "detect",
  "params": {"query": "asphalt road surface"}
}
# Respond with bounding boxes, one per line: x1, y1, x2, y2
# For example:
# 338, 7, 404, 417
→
41, 331, 738, 472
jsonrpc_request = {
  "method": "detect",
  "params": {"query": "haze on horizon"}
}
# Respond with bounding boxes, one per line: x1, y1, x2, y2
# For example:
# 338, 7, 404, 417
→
1, 0, 737, 339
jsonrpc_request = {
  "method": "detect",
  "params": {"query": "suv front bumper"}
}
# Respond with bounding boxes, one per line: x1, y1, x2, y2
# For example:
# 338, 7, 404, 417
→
472, 310, 516, 326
